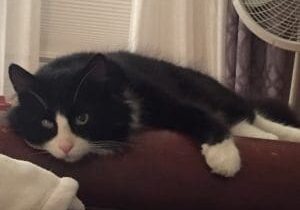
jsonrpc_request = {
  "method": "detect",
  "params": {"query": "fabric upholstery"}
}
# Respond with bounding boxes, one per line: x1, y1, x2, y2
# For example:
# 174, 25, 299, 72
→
0, 120, 300, 210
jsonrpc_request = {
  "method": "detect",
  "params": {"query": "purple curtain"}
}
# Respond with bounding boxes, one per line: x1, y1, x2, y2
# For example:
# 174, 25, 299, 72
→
225, 2, 295, 103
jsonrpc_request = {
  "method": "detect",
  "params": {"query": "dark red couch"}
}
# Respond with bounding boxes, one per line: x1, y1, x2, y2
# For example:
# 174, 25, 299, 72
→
0, 110, 300, 210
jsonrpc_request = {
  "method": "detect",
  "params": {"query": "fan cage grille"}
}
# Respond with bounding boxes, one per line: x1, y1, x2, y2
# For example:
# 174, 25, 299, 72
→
242, 0, 300, 42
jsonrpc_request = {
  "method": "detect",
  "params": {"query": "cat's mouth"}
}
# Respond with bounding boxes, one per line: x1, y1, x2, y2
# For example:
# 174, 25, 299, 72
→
49, 151, 86, 162
25, 140, 83, 162
25, 140, 44, 150
63, 155, 82, 162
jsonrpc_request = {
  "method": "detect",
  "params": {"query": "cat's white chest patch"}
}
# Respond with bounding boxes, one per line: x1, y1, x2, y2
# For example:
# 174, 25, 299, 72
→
43, 113, 90, 162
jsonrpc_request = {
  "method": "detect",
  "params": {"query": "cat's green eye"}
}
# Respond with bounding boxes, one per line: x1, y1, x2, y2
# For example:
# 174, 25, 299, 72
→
75, 113, 89, 125
41, 119, 54, 129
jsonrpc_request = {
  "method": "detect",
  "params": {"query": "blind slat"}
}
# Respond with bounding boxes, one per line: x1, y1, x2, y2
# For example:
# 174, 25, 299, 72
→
40, 0, 132, 59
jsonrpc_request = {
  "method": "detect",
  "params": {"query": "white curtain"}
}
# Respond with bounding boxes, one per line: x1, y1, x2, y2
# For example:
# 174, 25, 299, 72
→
129, 0, 228, 80
0, 0, 41, 97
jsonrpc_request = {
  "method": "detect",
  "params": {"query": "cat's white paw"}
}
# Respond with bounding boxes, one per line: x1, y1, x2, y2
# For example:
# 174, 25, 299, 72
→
201, 138, 241, 177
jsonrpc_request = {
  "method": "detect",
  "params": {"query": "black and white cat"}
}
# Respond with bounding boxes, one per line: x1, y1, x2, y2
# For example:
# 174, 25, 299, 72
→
8, 52, 300, 177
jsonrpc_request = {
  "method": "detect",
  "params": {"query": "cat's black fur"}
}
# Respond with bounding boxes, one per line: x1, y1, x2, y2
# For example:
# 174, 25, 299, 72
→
8, 51, 298, 149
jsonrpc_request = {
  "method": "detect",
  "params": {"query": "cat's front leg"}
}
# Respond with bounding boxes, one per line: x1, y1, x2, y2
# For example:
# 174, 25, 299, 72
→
142, 96, 241, 177
172, 105, 241, 177
201, 137, 241, 177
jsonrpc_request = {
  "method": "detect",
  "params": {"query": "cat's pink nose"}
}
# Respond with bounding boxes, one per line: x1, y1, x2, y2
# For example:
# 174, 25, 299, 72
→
59, 141, 74, 154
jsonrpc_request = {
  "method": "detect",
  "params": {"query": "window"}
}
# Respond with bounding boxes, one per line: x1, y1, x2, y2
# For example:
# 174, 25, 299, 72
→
0, 0, 132, 98
40, 0, 132, 61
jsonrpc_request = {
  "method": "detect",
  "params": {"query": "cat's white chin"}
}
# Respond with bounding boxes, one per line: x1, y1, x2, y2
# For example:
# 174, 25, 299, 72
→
63, 155, 84, 162
48, 150, 88, 162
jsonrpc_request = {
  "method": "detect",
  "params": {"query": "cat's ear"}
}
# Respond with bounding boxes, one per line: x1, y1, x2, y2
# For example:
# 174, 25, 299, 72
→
73, 54, 109, 102
80, 53, 108, 82
9, 64, 35, 93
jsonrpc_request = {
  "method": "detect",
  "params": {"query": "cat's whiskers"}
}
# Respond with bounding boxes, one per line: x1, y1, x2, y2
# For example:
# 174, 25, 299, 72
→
26, 150, 49, 156
91, 141, 132, 147
90, 140, 134, 152
91, 144, 127, 149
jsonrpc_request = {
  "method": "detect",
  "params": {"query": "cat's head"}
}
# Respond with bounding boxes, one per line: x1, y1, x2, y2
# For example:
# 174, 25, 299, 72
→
8, 53, 131, 162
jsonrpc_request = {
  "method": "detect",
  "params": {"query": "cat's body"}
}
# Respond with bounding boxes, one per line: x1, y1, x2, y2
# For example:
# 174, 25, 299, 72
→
8, 51, 300, 177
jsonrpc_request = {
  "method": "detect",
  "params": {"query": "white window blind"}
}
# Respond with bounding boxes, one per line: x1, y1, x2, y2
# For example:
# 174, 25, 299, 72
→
40, 0, 132, 59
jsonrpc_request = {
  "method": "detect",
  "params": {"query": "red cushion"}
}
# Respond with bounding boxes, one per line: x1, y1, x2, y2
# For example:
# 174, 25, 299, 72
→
1, 123, 300, 210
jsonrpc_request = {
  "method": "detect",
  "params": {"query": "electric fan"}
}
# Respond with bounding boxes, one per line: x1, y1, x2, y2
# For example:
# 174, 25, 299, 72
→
232, 0, 300, 107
